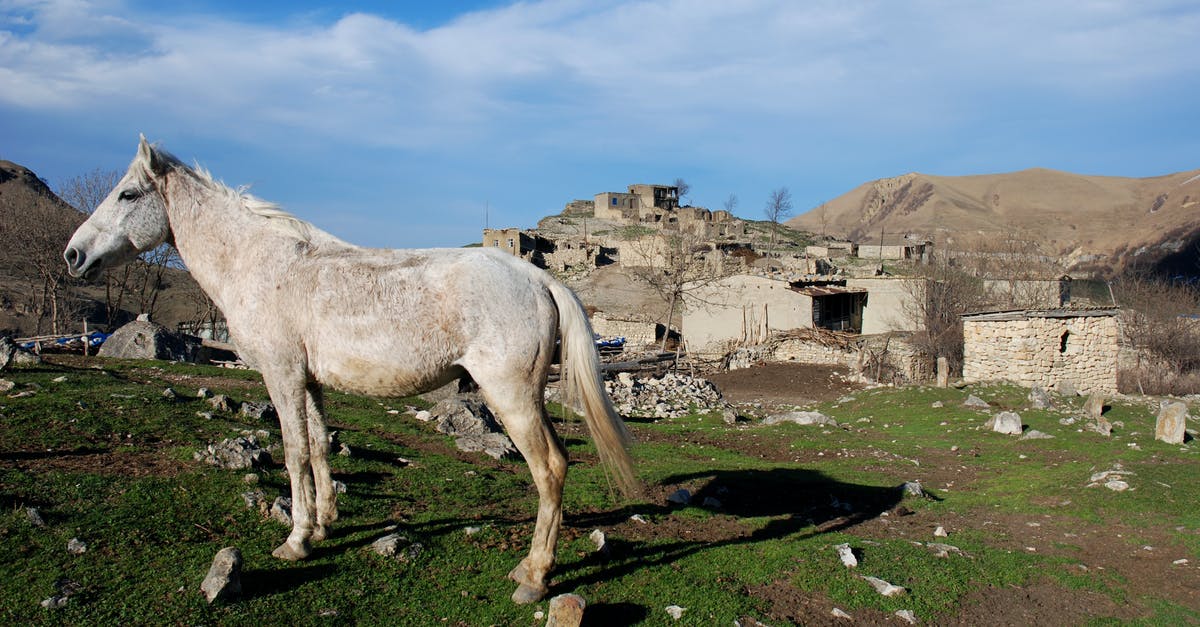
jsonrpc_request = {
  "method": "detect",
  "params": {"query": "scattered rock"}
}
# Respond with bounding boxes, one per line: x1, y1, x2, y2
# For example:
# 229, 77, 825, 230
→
271, 497, 293, 526
926, 542, 963, 558
161, 387, 178, 401
600, 371, 724, 419
208, 394, 235, 413
1156, 401, 1189, 444
1105, 480, 1130, 492
67, 537, 87, 555
666, 489, 692, 505
762, 411, 840, 428
26, 506, 46, 527
589, 529, 608, 553
934, 526, 947, 538
455, 433, 518, 459
1082, 392, 1105, 419
963, 395, 990, 409
370, 532, 422, 562
414, 409, 433, 422
1058, 380, 1078, 397
901, 481, 925, 498
931, 401, 944, 408
984, 411, 1023, 435
239, 401, 277, 421
1020, 429, 1054, 440
430, 396, 517, 458
197, 387, 212, 398
40, 577, 82, 609
0, 336, 16, 370
1028, 385, 1053, 409
333, 480, 347, 494
831, 607, 853, 620
701, 496, 723, 509
895, 609, 918, 624
546, 593, 587, 627
0, 378, 13, 392
194, 436, 272, 470
936, 356, 949, 387
860, 575, 906, 597
338, 443, 352, 457
98, 320, 194, 361
1086, 417, 1113, 436
665, 605, 686, 620
835, 543, 857, 568
242, 489, 268, 515
200, 547, 243, 603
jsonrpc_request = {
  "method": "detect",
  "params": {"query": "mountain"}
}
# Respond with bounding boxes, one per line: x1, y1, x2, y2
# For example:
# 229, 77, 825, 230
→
787, 167, 1200, 276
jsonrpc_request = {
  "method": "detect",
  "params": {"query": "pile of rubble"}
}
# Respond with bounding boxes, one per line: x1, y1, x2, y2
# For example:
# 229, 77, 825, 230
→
604, 371, 725, 419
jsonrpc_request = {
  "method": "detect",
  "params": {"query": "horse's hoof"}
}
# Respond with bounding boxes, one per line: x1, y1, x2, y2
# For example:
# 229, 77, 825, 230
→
311, 525, 329, 543
511, 583, 548, 605
272, 541, 310, 561
507, 560, 529, 583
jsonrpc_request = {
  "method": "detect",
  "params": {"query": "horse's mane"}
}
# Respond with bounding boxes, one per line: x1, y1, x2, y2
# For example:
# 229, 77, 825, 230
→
143, 144, 348, 248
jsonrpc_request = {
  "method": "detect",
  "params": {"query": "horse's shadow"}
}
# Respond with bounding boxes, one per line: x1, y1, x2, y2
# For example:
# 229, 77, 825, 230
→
553, 467, 909, 593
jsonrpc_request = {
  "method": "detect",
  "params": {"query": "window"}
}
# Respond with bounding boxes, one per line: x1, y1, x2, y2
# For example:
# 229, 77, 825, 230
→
507, 238, 515, 249
1059, 330, 1070, 353
612, 197, 618, 205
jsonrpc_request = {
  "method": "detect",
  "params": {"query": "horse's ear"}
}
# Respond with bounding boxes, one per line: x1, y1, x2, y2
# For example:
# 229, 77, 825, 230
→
136, 134, 169, 176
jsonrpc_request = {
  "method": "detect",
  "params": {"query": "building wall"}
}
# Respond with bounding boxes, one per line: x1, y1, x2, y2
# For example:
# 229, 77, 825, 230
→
682, 275, 813, 354
845, 277, 923, 334
962, 313, 1118, 394
591, 314, 658, 348
482, 228, 523, 254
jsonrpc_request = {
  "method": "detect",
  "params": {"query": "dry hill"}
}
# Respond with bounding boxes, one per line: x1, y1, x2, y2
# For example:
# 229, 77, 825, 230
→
787, 168, 1200, 276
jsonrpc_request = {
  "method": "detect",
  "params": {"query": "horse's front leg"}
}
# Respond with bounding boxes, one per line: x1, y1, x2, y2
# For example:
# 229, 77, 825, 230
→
305, 384, 337, 542
264, 374, 317, 561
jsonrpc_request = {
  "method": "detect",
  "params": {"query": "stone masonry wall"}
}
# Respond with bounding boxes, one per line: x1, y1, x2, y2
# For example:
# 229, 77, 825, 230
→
963, 314, 1118, 394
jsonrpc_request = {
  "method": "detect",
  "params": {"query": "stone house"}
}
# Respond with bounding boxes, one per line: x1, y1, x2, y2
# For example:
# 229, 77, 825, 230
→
961, 308, 1119, 394
593, 183, 744, 239
805, 240, 856, 258
856, 237, 930, 261
482, 228, 612, 272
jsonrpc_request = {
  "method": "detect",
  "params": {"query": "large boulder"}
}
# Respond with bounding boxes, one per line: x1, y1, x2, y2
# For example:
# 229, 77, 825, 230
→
98, 320, 194, 361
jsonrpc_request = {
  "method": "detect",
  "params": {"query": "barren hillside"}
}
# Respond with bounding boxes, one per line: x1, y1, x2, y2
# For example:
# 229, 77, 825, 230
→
787, 168, 1200, 276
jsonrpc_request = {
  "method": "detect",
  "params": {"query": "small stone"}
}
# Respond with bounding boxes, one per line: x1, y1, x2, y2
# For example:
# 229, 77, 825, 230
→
589, 529, 607, 553
666, 489, 692, 505
1087, 417, 1113, 436
665, 605, 686, 620
1020, 430, 1054, 440
26, 506, 46, 527
338, 443, 352, 457
835, 543, 857, 568
629, 514, 648, 524
762, 411, 840, 427
414, 410, 433, 422
1104, 480, 1129, 492
1083, 392, 1105, 419
370, 532, 410, 557
333, 480, 347, 494
40, 578, 81, 609
200, 547, 243, 603
546, 593, 587, 627
963, 395, 990, 409
1174, 559, 1189, 565
52, 375, 67, 383
161, 387, 178, 401
1028, 385, 1053, 409
831, 607, 852, 620
239, 401, 277, 421
895, 609, 918, 624
927, 542, 963, 558
0, 379, 13, 392
67, 537, 87, 555
208, 394, 235, 412
197, 387, 212, 398
931, 401, 944, 408
271, 497, 293, 525
985, 411, 1023, 435
242, 473, 259, 485
860, 575, 906, 597
902, 481, 925, 498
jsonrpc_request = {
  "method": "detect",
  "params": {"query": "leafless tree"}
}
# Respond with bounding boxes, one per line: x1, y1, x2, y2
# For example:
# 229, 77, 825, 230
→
763, 187, 793, 256
625, 231, 729, 352
903, 249, 989, 376
673, 178, 691, 205
0, 197, 86, 334
723, 194, 738, 214
1111, 272, 1200, 394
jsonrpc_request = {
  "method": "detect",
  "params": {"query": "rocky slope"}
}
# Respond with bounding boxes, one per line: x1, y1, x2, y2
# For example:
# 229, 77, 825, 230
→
787, 167, 1200, 276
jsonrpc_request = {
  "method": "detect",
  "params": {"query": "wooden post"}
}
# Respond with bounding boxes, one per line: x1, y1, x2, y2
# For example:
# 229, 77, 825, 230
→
83, 320, 89, 357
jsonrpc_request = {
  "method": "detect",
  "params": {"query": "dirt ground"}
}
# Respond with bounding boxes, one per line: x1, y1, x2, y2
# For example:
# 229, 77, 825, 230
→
708, 362, 865, 409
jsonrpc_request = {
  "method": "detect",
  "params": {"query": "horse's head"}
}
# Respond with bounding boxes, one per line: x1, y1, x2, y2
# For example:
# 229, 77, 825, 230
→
64, 136, 174, 281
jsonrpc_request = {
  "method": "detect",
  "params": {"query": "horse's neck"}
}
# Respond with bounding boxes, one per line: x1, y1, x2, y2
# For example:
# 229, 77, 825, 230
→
163, 173, 292, 313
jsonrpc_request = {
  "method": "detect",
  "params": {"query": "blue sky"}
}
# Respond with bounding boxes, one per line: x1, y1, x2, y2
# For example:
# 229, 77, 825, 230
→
2, 1, 1198, 248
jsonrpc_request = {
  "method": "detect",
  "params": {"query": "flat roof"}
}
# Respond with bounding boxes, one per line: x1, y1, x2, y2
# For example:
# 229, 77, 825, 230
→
961, 307, 1119, 321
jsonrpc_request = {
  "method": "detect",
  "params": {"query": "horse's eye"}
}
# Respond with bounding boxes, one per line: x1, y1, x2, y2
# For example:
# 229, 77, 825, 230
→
118, 188, 144, 201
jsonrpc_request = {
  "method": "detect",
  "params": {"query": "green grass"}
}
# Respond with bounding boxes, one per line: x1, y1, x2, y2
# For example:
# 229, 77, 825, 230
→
1, 361, 1197, 624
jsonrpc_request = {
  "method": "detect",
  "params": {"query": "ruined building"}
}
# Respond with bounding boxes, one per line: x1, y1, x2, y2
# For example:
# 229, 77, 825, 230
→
593, 184, 745, 239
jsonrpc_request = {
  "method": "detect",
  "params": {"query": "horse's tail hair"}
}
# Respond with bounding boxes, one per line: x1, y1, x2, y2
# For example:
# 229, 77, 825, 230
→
546, 281, 638, 498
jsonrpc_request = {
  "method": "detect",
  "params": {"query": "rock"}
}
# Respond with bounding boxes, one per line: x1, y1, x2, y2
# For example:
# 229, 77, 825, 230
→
926, 542, 963, 558
200, 547, 243, 603
271, 497, 293, 526
666, 489, 692, 505
454, 433, 517, 459
1058, 380, 1077, 397
860, 575, 906, 597
197, 387, 212, 398
1086, 417, 1113, 436
665, 605, 686, 620
26, 506, 46, 527
98, 320, 194, 361
701, 496, 723, 509
931, 401, 944, 408
432, 397, 502, 436
370, 532, 422, 562
0, 336, 16, 370
1083, 392, 1106, 419
895, 609, 918, 624
242, 489, 268, 515
413, 409, 433, 422
936, 356, 949, 387
240, 401, 277, 421
762, 411, 840, 428
67, 537, 87, 555
546, 593, 587, 627
1156, 402, 1189, 444
161, 387, 178, 401
835, 543, 857, 568
208, 394, 235, 413
934, 526, 947, 537
721, 406, 739, 425
40, 578, 82, 609
902, 481, 925, 497
333, 480, 347, 494
831, 607, 852, 620
1028, 385, 1053, 409
1020, 429, 1054, 440
599, 371, 724, 419
589, 529, 607, 553
1105, 480, 1130, 492
963, 395, 990, 409
338, 443, 352, 457
194, 436, 271, 470
0, 378, 13, 393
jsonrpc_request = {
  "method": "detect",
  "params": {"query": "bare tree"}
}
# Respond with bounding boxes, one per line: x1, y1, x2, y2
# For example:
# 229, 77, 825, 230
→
624, 231, 728, 352
814, 202, 829, 240
1111, 272, 1200, 394
763, 187, 793, 256
903, 249, 989, 376
57, 168, 119, 214
723, 193, 738, 214
673, 178, 691, 206
0, 198, 86, 334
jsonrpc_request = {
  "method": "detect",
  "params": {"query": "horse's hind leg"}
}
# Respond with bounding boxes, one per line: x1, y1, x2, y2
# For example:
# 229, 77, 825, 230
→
481, 384, 566, 604
305, 384, 337, 542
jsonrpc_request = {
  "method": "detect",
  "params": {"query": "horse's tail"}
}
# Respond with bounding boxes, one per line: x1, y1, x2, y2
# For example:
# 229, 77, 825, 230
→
546, 281, 638, 498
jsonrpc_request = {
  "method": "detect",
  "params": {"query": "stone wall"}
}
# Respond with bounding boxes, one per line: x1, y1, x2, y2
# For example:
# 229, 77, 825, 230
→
962, 311, 1118, 394
591, 314, 658, 349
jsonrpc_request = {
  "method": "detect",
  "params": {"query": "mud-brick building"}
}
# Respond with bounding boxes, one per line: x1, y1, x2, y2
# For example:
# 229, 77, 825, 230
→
961, 308, 1119, 394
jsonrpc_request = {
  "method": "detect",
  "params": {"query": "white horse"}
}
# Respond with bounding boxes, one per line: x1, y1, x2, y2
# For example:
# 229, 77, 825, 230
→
64, 137, 636, 603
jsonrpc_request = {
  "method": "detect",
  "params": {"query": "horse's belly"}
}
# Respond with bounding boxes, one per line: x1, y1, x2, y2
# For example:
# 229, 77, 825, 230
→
315, 356, 460, 397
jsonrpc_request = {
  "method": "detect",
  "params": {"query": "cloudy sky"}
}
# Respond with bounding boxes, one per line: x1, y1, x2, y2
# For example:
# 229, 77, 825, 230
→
2, 0, 1198, 248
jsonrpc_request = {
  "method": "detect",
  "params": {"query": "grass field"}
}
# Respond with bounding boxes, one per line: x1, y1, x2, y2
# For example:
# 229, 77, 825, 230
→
1, 357, 1197, 625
